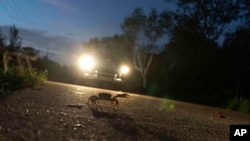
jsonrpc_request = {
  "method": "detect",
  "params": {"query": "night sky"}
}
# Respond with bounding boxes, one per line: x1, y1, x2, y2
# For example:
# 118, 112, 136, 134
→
0, 0, 172, 66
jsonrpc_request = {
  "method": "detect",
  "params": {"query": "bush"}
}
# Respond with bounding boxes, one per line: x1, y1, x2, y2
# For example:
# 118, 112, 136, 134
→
226, 97, 250, 113
0, 80, 10, 97
0, 68, 47, 97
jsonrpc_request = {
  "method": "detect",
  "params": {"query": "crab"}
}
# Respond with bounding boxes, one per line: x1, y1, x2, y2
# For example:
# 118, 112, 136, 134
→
88, 92, 130, 106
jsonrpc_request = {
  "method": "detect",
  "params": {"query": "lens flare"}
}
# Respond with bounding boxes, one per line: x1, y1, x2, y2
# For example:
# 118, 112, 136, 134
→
160, 99, 175, 111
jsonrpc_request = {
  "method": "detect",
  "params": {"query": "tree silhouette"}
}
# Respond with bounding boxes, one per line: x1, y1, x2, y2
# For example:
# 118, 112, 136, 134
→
176, 0, 244, 41
121, 8, 165, 88
22, 46, 40, 56
0, 29, 6, 48
0, 26, 40, 73
221, 27, 250, 99
8, 25, 22, 52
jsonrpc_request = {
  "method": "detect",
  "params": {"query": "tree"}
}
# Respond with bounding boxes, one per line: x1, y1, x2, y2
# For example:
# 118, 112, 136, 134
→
0, 29, 6, 48
221, 27, 250, 98
0, 29, 6, 70
121, 8, 165, 88
8, 25, 22, 52
176, 0, 244, 41
150, 0, 248, 103
22, 46, 40, 56
240, 0, 250, 27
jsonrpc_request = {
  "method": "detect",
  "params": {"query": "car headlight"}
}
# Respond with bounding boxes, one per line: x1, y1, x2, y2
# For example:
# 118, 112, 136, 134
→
78, 55, 95, 71
120, 65, 129, 74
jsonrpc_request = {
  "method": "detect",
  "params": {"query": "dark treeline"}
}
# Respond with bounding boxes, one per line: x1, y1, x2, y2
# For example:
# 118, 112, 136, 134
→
147, 0, 250, 106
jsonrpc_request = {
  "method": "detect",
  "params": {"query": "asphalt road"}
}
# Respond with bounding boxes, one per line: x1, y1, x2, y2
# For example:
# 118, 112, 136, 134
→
0, 81, 250, 141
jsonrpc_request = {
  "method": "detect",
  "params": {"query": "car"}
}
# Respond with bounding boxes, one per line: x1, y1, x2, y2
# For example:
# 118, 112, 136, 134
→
77, 52, 129, 87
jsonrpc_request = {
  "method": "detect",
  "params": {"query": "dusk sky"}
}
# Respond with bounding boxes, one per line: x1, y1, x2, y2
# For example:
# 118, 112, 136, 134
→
0, 0, 172, 66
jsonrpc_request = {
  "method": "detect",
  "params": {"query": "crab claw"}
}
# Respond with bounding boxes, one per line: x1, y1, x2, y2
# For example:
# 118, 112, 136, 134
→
124, 94, 130, 98
120, 93, 130, 98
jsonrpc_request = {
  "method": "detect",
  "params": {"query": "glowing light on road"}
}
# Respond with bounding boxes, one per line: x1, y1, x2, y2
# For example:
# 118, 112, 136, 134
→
78, 55, 95, 71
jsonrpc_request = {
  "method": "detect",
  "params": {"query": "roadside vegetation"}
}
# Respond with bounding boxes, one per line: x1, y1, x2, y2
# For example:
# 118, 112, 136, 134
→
0, 68, 47, 97
225, 97, 250, 114
0, 25, 47, 98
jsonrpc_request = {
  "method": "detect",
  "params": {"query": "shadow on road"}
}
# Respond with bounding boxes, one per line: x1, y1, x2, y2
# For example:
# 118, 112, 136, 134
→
88, 105, 177, 141
90, 107, 118, 119
88, 106, 138, 137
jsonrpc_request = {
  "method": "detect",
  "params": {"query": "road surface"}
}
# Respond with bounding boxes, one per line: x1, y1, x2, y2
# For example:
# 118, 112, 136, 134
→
0, 81, 250, 141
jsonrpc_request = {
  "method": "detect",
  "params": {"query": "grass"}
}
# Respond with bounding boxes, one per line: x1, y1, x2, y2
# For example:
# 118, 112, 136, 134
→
0, 68, 48, 97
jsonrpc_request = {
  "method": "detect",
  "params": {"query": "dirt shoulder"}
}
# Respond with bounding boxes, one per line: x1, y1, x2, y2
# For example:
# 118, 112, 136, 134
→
0, 81, 250, 141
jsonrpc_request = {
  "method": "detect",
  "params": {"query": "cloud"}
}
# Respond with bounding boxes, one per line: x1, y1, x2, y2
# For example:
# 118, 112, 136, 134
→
41, 0, 75, 11
0, 25, 83, 66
